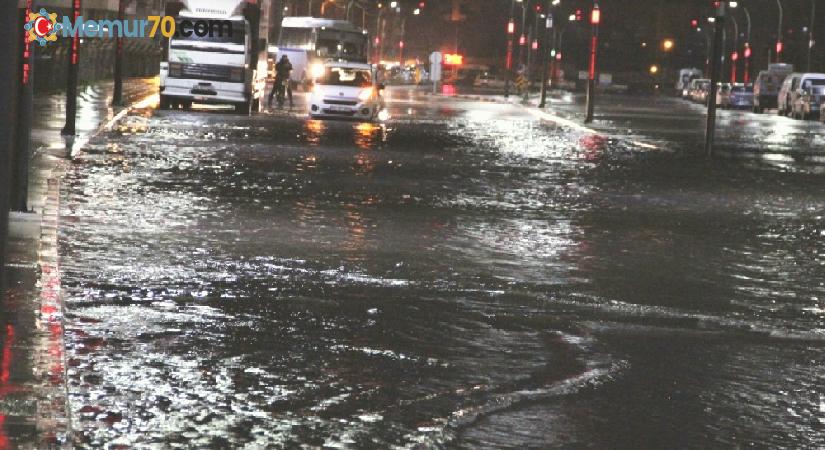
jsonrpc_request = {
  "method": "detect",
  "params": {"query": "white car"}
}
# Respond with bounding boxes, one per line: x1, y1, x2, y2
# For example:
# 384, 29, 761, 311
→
308, 62, 385, 121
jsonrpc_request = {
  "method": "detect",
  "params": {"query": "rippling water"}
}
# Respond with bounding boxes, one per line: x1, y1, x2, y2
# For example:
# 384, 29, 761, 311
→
60, 93, 825, 447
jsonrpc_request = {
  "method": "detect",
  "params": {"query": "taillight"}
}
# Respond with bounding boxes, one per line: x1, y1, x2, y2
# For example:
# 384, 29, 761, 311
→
230, 67, 244, 82
169, 62, 182, 77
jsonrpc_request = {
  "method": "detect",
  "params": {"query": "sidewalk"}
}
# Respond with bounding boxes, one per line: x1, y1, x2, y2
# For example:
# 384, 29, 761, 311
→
1, 77, 157, 448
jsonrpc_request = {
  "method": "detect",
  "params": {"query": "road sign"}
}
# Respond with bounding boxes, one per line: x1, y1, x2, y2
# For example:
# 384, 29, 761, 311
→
430, 51, 442, 82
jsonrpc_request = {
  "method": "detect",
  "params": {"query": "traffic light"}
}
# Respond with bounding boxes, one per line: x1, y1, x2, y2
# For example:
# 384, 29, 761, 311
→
731, 51, 738, 61
590, 6, 600, 25
776, 41, 784, 54
691, 19, 698, 28
507, 20, 515, 34
419, 1, 425, 8
744, 45, 751, 58
574, 9, 583, 21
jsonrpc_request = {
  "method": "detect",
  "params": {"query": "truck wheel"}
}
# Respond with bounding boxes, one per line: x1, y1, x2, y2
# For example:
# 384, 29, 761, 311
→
159, 95, 170, 110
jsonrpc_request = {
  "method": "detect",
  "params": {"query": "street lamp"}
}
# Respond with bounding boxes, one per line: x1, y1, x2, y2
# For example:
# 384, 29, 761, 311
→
662, 39, 674, 52
584, 1, 600, 123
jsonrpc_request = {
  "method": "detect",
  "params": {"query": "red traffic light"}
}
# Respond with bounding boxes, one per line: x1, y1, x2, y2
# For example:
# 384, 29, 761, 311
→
691, 19, 698, 28
575, 9, 583, 21
555, 51, 562, 60
731, 51, 738, 61
419, 1, 425, 8
744, 46, 752, 58
776, 41, 784, 54
507, 20, 515, 34
590, 7, 600, 25
519, 34, 526, 45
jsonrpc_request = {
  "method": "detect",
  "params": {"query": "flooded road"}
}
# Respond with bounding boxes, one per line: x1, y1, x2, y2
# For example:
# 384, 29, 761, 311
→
60, 88, 825, 447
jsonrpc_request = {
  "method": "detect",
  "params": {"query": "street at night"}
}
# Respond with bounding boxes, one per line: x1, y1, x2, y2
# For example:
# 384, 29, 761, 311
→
2, 0, 825, 448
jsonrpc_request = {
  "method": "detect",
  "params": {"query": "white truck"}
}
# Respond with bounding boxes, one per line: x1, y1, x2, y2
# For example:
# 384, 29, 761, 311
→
159, 0, 270, 114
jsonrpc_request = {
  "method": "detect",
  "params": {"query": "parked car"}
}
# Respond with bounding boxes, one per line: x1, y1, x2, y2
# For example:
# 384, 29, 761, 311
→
676, 68, 703, 97
715, 83, 732, 107
790, 76, 825, 119
753, 63, 793, 113
308, 61, 385, 121
689, 78, 711, 104
726, 84, 754, 109
779, 73, 825, 117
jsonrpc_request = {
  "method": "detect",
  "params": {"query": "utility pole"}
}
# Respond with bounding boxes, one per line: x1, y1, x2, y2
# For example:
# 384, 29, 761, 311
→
62, 0, 82, 136
0, 0, 23, 288
13, 0, 34, 212
112, 0, 127, 106
584, 2, 600, 124
808, 0, 816, 72
539, 11, 552, 108
775, 0, 783, 63
742, 6, 751, 84
705, 1, 725, 157
505, 0, 515, 98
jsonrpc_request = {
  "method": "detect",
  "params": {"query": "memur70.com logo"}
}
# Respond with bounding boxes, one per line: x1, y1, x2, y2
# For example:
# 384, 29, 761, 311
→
25, 8, 233, 46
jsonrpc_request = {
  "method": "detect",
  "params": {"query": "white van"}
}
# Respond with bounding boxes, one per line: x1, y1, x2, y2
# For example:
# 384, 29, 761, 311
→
753, 63, 793, 113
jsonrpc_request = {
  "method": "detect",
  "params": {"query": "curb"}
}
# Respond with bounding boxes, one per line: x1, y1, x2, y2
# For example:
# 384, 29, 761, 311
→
23, 90, 156, 447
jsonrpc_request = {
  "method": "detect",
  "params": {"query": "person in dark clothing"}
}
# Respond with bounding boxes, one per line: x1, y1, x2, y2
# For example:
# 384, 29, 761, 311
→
268, 55, 294, 107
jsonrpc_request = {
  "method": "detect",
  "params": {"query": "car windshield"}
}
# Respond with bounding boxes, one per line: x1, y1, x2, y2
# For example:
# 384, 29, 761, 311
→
318, 67, 372, 87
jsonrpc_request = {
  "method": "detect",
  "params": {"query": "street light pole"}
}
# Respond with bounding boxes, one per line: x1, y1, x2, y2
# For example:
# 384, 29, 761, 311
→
705, 1, 725, 157
729, 15, 738, 83
775, 0, 783, 63
0, 0, 24, 285
808, 0, 816, 72
112, 0, 128, 106
539, 9, 553, 108
62, 0, 82, 136
505, 0, 516, 98
742, 6, 751, 84
584, 1, 600, 124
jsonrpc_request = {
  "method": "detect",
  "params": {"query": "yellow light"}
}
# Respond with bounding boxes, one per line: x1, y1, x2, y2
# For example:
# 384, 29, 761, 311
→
662, 39, 675, 51
649, 64, 659, 74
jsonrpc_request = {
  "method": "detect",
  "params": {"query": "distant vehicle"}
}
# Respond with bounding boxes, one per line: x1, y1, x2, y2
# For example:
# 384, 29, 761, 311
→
715, 82, 732, 107
787, 74, 825, 119
473, 72, 505, 88
308, 61, 385, 121
272, 17, 368, 86
725, 84, 754, 109
688, 78, 711, 104
159, 0, 270, 114
779, 73, 825, 117
676, 68, 703, 97
753, 63, 793, 113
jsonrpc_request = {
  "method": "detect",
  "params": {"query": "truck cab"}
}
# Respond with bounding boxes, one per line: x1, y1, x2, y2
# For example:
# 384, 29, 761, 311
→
159, 0, 269, 114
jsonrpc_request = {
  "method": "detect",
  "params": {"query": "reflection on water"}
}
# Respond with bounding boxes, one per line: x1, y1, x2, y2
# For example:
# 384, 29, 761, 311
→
59, 95, 825, 447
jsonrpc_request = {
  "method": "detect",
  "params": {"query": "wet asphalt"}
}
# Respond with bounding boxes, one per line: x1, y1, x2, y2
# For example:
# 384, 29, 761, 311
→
57, 86, 825, 448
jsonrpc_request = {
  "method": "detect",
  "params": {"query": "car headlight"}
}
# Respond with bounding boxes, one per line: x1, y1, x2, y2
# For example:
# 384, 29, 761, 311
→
358, 88, 373, 102
169, 62, 183, 77
310, 63, 325, 80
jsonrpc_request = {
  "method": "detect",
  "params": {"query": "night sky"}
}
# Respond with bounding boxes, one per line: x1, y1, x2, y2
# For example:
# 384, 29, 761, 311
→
382, 0, 821, 76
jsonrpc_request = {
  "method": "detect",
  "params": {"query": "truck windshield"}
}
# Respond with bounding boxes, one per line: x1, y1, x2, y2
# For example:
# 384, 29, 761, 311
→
315, 30, 367, 61
173, 19, 245, 45
318, 67, 372, 87
279, 27, 312, 49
